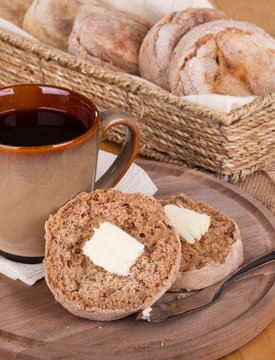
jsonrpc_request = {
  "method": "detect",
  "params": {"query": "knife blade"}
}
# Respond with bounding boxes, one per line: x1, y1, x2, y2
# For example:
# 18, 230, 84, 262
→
136, 249, 275, 322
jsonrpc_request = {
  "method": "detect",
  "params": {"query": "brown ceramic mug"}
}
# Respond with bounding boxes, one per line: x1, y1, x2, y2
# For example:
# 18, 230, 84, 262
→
0, 84, 139, 262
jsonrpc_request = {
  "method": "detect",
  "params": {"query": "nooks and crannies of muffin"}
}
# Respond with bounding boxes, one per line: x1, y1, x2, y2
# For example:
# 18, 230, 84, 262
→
44, 189, 181, 321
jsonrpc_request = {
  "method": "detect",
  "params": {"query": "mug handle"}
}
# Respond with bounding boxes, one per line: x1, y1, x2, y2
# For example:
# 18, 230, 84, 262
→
94, 109, 139, 189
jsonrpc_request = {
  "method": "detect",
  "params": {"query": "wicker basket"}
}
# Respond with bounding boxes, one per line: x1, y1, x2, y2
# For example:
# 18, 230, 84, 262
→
0, 30, 274, 184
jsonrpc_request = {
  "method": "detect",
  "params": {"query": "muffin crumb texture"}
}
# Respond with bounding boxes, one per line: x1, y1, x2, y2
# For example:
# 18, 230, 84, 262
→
44, 189, 180, 317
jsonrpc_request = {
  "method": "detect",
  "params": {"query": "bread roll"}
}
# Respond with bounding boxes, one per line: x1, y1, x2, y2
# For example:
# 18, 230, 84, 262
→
169, 19, 275, 96
68, 3, 151, 75
160, 194, 243, 291
44, 189, 181, 321
139, 8, 230, 91
0, 0, 33, 27
22, 0, 98, 50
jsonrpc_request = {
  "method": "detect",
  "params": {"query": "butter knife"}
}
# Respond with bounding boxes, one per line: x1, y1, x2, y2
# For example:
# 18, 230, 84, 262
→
136, 249, 275, 322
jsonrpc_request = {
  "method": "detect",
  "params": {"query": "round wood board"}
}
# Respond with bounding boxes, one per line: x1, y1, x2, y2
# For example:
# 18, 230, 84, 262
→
0, 160, 274, 360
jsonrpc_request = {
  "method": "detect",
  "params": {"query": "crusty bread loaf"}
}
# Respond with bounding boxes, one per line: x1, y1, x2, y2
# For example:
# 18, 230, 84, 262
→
22, 0, 98, 50
159, 193, 243, 291
0, 0, 33, 27
139, 8, 230, 90
44, 189, 181, 321
169, 19, 275, 96
68, 3, 151, 75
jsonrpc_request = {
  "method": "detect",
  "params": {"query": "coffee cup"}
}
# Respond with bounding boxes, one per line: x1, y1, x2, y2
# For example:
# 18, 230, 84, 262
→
0, 84, 139, 262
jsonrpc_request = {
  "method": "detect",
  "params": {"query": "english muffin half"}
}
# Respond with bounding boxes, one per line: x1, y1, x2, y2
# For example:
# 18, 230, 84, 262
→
44, 189, 181, 321
160, 193, 243, 291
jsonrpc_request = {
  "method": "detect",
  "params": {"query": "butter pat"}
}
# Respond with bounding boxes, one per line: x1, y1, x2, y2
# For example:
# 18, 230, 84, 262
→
83, 222, 144, 276
164, 204, 210, 244
142, 306, 152, 320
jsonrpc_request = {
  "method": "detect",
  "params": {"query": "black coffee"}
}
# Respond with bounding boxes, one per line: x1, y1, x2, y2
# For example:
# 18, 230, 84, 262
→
0, 109, 88, 147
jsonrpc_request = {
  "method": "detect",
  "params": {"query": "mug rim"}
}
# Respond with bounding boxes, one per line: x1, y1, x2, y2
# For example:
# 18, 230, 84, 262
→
0, 84, 100, 154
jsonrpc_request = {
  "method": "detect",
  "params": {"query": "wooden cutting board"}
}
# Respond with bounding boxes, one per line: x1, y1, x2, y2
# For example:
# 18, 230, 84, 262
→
0, 160, 274, 360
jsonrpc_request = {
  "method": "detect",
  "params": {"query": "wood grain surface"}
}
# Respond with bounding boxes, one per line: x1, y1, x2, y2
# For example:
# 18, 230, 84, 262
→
0, 160, 274, 360
210, 0, 275, 36
101, 139, 275, 360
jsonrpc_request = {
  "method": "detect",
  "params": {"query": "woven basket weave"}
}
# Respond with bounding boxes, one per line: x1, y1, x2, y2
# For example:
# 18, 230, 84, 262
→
0, 30, 274, 184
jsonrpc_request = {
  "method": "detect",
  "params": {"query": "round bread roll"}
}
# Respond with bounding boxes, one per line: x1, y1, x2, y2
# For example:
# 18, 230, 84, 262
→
22, 0, 98, 50
160, 194, 243, 291
139, 8, 230, 91
44, 189, 181, 321
169, 19, 275, 96
68, 3, 151, 75
0, 0, 33, 27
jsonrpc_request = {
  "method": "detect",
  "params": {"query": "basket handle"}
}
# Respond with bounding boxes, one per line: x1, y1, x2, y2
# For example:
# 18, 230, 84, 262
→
94, 109, 139, 189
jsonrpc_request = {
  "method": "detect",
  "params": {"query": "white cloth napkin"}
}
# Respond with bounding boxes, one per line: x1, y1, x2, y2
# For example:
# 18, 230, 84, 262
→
183, 94, 257, 113
100, 0, 214, 23
0, 151, 158, 286
128, 75, 258, 113
96, 150, 157, 194
0, 257, 44, 286
0, 16, 38, 41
